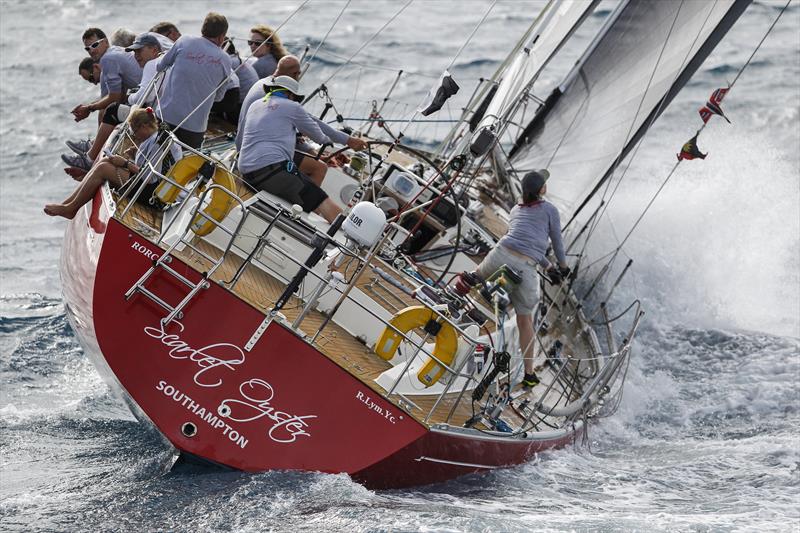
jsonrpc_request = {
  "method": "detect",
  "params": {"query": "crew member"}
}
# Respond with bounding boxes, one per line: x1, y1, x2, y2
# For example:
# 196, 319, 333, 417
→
475, 169, 569, 388
238, 76, 348, 223
64, 27, 143, 170
155, 12, 232, 149
236, 55, 366, 186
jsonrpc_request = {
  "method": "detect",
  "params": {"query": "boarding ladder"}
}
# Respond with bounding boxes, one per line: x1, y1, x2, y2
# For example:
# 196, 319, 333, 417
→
124, 183, 248, 326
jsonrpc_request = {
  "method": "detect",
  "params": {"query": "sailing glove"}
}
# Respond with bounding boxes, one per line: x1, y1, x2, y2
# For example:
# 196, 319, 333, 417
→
546, 266, 563, 285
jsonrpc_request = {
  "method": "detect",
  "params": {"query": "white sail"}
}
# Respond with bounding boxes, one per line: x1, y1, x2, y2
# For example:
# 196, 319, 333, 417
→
476, 0, 599, 133
509, 0, 752, 221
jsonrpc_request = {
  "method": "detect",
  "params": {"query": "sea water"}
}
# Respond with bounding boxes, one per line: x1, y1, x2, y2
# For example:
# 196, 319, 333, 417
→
1, 1, 798, 531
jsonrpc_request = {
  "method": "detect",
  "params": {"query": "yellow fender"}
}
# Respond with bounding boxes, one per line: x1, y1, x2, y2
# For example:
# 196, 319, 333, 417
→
374, 305, 458, 387
155, 154, 207, 204
154, 154, 238, 237
189, 168, 237, 237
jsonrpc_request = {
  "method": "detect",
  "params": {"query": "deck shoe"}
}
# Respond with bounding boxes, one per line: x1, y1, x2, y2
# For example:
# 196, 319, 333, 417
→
61, 152, 93, 171
66, 138, 92, 155
521, 372, 540, 388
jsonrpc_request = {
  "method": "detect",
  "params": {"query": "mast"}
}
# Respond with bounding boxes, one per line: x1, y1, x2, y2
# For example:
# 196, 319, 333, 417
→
438, 0, 598, 157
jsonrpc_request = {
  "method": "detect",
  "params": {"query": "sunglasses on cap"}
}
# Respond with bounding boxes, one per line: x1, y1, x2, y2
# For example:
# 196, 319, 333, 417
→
84, 38, 105, 52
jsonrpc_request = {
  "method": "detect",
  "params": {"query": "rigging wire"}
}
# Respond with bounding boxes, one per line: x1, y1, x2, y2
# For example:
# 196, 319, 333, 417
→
313, 49, 450, 79
347, 67, 363, 119
399, 0, 498, 134
438, 0, 550, 157
574, 0, 710, 290
566, 0, 708, 295
318, 0, 414, 88
444, 0, 498, 74
300, 0, 352, 79
575, 0, 689, 232
581, 0, 716, 224
728, 0, 792, 88
369, 3, 502, 284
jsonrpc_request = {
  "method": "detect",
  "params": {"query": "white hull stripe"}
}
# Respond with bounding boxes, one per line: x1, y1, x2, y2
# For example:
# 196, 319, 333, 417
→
413, 456, 498, 469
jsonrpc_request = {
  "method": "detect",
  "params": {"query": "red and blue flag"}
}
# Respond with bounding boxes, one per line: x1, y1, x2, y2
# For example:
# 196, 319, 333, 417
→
698, 87, 731, 124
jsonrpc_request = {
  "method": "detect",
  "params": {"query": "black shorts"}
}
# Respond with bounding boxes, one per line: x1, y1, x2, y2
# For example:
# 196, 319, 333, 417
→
102, 103, 127, 126
134, 180, 160, 206
210, 87, 241, 125
165, 123, 204, 150
243, 161, 328, 213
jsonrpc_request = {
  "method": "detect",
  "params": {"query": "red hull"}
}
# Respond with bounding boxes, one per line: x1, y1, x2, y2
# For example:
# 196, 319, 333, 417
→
60, 191, 582, 489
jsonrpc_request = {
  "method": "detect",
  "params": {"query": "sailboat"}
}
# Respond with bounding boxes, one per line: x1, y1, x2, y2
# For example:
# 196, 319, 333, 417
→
58, 0, 752, 489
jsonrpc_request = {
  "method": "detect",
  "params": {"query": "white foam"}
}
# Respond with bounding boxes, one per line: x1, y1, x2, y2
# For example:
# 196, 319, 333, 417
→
582, 122, 800, 338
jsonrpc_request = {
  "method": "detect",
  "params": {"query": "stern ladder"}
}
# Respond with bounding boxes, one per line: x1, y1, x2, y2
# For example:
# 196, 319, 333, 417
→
124, 184, 247, 326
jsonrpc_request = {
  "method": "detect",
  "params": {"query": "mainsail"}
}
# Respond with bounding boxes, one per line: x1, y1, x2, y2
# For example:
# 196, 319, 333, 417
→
508, 0, 751, 222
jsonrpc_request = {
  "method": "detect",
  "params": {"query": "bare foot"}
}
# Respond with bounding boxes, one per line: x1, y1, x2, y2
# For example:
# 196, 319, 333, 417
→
44, 204, 77, 219
64, 167, 87, 181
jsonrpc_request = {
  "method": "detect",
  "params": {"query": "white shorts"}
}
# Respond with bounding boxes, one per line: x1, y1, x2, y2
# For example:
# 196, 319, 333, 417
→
476, 245, 540, 315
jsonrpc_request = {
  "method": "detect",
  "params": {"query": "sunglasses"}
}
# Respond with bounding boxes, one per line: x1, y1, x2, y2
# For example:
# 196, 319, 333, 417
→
84, 38, 105, 52
247, 40, 268, 47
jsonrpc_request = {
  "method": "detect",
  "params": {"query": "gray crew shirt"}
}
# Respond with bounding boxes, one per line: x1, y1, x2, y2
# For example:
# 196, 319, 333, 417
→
156, 35, 231, 133
239, 93, 333, 174
99, 46, 142, 97
136, 131, 183, 184
236, 79, 349, 151
248, 55, 277, 79
230, 55, 258, 101
499, 201, 567, 268
127, 55, 162, 106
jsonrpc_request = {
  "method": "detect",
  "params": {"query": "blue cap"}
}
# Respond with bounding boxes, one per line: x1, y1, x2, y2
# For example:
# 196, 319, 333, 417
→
126, 32, 161, 51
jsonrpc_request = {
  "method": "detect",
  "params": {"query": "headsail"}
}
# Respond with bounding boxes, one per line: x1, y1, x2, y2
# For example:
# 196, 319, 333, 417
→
438, 0, 598, 153
508, 0, 751, 221
474, 0, 599, 135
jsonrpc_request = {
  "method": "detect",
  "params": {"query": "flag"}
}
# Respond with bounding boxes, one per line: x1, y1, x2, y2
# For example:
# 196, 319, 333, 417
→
419, 70, 460, 116
698, 87, 731, 124
677, 134, 707, 161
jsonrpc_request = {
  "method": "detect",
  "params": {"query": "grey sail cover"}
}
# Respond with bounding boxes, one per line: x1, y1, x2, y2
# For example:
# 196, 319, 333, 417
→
509, 0, 751, 220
